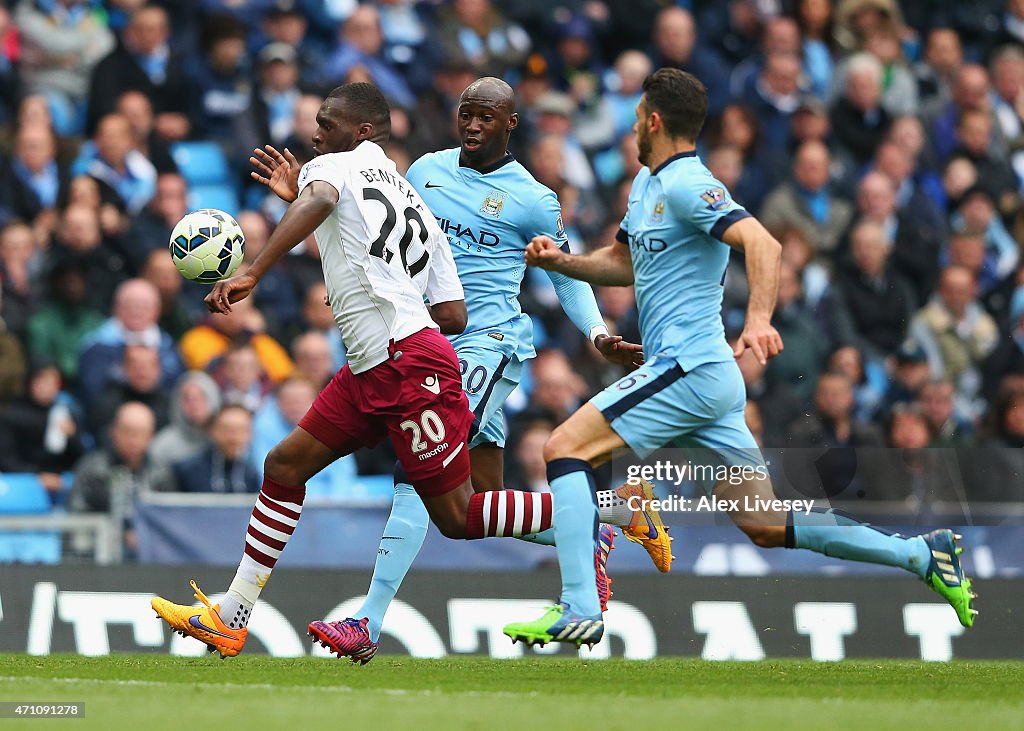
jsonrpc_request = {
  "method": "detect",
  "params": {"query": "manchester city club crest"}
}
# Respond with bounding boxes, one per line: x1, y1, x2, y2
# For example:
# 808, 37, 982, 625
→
480, 191, 507, 217
652, 197, 666, 222
700, 187, 730, 211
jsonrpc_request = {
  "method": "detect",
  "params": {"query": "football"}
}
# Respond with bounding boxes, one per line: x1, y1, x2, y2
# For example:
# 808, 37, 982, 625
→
168, 208, 245, 283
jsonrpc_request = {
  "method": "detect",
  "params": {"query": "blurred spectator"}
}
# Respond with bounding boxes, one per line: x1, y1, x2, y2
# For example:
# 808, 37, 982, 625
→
950, 186, 1019, 288
777, 226, 830, 308
0, 220, 39, 338
89, 343, 170, 438
510, 418, 554, 493
852, 170, 943, 304
87, 4, 192, 141
760, 139, 854, 254
729, 16, 802, 102
141, 250, 196, 341
829, 220, 916, 360
171, 404, 259, 493
408, 60, 476, 158
0, 124, 68, 227
291, 330, 334, 389
278, 93, 320, 166
69, 401, 175, 558
519, 349, 585, 425
983, 286, 1024, 400
830, 51, 891, 164
931, 64, 1007, 163
767, 261, 826, 402
236, 210, 300, 340
860, 26, 918, 117
149, 370, 222, 468
212, 342, 272, 411
114, 90, 178, 174
748, 51, 804, 150
77, 277, 183, 408
989, 45, 1024, 187
124, 172, 188, 271
545, 16, 611, 150
973, 386, 1024, 502
233, 42, 302, 166
952, 109, 1018, 209
797, 0, 835, 98
695, 0, 761, 69
918, 378, 974, 446
189, 13, 251, 144
315, 6, 414, 109
26, 261, 103, 382
913, 27, 963, 118
179, 295, 293, 383
833, 0, 904, 54
435, 0, 531, 78
44, 203, 130, 311
14, 0, 115, 133
0, 362, 83, 492
872, 140, 944, 240
736, 344, 803, 446
249, 376, 356, 496
785, 371, 884, 447
882, 341, 932, 409
298, 281, 344, 368
910, 265, 999, 418
72, 112, 157, 214
260, 1, 314, 70
604, 50, 652, 141
529, 96, 597, 192
0, 5, 21, 125
827, 344, 887, 421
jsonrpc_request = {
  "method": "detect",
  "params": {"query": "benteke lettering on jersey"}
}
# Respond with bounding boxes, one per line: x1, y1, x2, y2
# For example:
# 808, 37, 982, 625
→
297, 141, 463, 374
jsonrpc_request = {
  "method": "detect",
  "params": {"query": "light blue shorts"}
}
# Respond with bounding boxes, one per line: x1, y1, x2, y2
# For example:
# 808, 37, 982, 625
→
451, 332, 524, 449
589, 356, 764, 471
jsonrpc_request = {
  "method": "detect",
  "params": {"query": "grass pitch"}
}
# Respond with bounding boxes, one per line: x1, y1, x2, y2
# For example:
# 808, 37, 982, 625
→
1, 654, 1022, 731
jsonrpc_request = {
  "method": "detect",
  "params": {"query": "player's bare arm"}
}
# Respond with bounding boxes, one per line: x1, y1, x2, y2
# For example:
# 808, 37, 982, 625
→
205, 181, 338, 314
429, 299, 468, 334
720, 216, 784, 365
250, 144, 301, 202
525, 235, 634, 286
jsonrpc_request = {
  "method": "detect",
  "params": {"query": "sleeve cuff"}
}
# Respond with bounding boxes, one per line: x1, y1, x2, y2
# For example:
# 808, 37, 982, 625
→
709, 210, 752, 241
559, 241, 571, 254
615, 227, 629, 244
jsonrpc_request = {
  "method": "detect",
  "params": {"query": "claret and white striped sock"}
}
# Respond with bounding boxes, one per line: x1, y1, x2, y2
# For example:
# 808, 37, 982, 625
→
219, 478, 305, 629
465, 490, 553, 538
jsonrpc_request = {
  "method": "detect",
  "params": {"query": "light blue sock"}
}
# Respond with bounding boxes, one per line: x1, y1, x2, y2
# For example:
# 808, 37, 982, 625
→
356, 482, 428, 641
517, 528, 556, 545
547, 458, 600, 617
789, 508, 931, 578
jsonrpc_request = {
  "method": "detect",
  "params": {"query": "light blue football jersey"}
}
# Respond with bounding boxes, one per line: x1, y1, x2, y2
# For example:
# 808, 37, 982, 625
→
406, 149, 571, 361
617, 151, 751, 373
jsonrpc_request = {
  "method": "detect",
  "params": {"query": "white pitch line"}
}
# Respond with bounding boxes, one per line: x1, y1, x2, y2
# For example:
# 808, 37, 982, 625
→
0, 676, 536, 699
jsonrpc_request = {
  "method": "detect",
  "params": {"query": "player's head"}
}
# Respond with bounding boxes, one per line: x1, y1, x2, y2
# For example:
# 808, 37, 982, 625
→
456, 77, 518, 168
634, 68, 707, 166
313, 83, 391, 154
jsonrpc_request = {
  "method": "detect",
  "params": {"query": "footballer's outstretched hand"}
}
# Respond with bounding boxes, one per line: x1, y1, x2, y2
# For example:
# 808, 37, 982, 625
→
205, 272, 258, 314
250, 145, 300, 203
733, 320, 784, 366
525, 235, 568, 272
595, 334, 644, 368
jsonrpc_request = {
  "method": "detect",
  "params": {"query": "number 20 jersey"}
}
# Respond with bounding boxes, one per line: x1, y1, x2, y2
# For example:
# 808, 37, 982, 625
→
297, 141, 464, 374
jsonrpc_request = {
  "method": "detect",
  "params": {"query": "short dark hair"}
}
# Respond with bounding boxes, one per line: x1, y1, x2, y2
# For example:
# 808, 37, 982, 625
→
641, 68, 707, 141
326, 82, 391, 140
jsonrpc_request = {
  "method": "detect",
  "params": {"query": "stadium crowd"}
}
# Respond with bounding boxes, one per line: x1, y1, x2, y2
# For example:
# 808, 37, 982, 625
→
0, 0, 1022, 545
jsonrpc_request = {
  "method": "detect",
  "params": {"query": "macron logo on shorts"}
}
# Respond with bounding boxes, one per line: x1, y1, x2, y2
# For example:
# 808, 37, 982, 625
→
421, 375, 441, 395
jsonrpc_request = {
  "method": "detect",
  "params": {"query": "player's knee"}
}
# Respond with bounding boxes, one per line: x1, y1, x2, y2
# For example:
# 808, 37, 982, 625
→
264, 444, 305, 485
740, 524, 785, 548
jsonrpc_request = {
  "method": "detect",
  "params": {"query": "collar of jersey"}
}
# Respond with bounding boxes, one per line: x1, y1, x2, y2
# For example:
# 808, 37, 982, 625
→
651, 150, 697, 176
459, 151, 515, 175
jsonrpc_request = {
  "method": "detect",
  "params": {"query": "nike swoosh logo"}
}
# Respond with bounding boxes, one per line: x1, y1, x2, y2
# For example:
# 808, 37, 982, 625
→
642, 511, 658, 540
189, 614, 235, 639
424, 182, 443, 188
